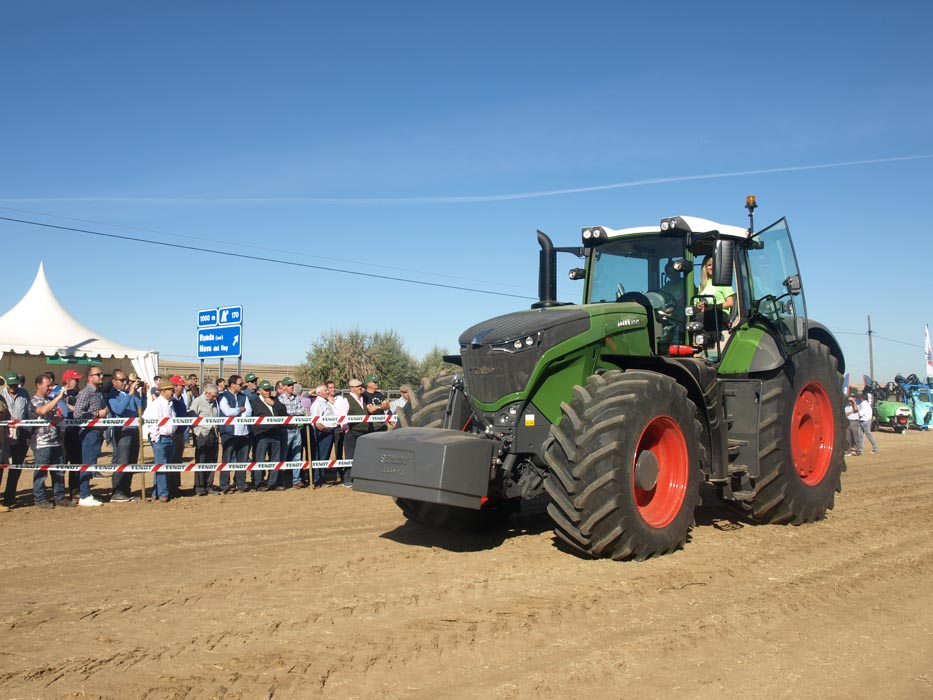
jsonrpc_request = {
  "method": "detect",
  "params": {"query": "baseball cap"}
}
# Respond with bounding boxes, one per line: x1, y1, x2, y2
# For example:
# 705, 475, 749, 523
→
4, 371, 20, 385
244, 372, 258, 382
364, 375, 378, 384
170, 374, 186, 386
348, 378, 362, 387
281, 377, 296, 386
257, 380, 273, 390
62, 369, 84, 381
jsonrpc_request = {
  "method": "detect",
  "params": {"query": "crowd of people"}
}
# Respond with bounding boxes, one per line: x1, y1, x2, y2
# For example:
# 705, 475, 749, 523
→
0, 368, 413, 510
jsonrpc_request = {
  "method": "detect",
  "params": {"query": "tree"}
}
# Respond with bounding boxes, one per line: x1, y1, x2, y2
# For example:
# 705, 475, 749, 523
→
295, 328, 374, 388
369, 330, 419, 389
418, 345, 460, 379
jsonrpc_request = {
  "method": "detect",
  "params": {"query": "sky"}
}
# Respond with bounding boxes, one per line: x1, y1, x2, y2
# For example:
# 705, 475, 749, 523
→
1, 1, 931, 383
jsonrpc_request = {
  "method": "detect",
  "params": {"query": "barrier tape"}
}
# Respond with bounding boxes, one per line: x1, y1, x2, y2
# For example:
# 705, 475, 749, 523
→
0, 414, 396, 428
0, 460, 354, 472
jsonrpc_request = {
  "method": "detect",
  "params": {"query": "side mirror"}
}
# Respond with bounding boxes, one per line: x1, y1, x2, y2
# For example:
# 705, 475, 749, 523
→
712, 239, 734, 287
783, 274, 802, 295
568, 268, 585, 280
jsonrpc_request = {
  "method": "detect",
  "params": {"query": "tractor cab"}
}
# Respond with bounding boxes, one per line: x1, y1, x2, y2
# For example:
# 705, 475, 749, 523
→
579, 199, 810, 366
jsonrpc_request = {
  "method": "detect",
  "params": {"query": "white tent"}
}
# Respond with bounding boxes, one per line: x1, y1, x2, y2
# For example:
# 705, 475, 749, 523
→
0, 263, 158, 385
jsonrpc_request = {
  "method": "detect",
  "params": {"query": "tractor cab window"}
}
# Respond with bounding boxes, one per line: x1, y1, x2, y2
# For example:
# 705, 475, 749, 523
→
588, 236, 687, 304
746, 218, 807, 346
587, 235, 688, 345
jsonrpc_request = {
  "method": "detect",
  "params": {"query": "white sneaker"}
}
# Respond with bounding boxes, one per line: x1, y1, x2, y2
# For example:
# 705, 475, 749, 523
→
78, 496, 103, 507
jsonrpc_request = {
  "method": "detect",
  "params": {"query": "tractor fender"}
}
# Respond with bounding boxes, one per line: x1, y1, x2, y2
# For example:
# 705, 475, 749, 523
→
807, 320, 846, 374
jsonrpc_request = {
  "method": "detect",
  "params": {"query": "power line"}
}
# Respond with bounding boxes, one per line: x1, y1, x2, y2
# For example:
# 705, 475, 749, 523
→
833, 331, 921, 348
0, 216, 537, 301
0, 204, 530, 292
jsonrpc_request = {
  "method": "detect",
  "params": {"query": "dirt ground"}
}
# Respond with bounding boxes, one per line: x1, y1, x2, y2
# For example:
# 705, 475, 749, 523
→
1, 428, 931, 700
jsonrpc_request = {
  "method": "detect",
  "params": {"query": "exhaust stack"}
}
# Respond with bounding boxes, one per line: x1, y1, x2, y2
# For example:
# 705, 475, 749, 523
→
533, 230, 558, 309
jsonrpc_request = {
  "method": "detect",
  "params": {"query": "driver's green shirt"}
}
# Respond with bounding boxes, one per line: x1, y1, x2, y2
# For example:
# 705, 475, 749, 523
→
700, 282, 734, 307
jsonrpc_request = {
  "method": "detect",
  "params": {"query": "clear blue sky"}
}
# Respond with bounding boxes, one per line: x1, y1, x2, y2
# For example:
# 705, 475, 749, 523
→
2, 1, 931, 383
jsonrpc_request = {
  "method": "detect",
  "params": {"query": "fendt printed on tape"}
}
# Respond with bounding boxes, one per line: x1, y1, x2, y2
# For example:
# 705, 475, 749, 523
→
0, 460, 354, 472
0, 414, 397, 428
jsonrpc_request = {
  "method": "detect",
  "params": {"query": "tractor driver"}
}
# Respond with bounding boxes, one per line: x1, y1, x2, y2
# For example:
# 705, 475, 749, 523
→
696, 254, 735, 342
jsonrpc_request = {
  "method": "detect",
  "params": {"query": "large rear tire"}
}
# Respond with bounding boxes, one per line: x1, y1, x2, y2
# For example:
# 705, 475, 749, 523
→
745, 340, 845, 524
543, 370, 702, 560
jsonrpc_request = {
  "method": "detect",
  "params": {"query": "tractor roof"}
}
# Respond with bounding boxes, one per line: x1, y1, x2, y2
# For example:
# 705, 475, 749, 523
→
600, 216, 750, 241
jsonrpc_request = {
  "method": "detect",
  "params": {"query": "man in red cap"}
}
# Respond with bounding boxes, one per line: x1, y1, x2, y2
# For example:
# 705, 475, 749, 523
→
169, 375, 189, 497
60, 369, 84, 498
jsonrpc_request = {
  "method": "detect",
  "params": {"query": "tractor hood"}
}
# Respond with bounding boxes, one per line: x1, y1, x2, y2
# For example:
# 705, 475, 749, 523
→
459, 307, 590, 348
458, 307, 591, 404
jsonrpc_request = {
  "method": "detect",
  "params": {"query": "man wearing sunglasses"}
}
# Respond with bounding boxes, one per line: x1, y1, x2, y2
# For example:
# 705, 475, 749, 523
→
107, 370, 143, 502
73, 368, 109, 506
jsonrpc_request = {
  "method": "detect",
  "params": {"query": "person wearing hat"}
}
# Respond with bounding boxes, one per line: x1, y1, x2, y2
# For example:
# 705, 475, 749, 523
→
0, 390, 9, 512
250, 380, 288, 490
390, 384, 413, 425
276, 377, 306, 488
240, 372, 260, 484
145, 379, 178, 502
242, 373, 259, 401
342, 378, 370, 487
73, 367, 111, 506
168, 376, 190, 496
1, 371, 32, 508
60, 370, 84, 498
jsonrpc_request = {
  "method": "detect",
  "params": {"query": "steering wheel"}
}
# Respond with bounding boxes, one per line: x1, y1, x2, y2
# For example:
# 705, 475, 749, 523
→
646, 289, 679, 310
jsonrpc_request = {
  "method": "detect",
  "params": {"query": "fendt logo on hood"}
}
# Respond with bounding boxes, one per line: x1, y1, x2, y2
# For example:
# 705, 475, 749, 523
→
617, 318, 642, 327
468, 366, 496, 375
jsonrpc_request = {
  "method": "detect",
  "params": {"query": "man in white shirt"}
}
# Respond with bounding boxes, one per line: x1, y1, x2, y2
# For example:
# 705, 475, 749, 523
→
218, 375, 253, 494
147, 379, 177, 502
857, 397, 879, 454
309, 384, 338, 488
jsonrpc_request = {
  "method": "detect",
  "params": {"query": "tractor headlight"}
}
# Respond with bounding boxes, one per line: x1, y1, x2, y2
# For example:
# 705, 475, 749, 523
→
495, 402, 524, 427
581, 226, 607, 246
493, 332, 542, 354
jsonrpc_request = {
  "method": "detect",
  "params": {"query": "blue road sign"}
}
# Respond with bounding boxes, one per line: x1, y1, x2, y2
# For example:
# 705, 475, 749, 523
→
197, 324, 242, 359
218, 305, 243, 325
198, 308, 218, 328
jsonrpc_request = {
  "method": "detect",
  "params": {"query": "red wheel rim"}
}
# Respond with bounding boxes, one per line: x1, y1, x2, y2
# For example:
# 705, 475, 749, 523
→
791, 381, 834, 485
632, 416, 689, 528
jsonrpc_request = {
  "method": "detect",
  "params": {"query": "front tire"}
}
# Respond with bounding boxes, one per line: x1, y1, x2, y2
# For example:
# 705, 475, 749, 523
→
398, 373, 456, 428
543, 370, 702, 560
745, 340, 845, 524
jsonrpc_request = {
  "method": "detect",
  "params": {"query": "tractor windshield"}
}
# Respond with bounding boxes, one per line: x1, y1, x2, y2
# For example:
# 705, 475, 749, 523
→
587, 235, 687, 305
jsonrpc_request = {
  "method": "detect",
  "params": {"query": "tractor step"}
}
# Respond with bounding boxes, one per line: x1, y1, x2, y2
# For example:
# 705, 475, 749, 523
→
728, 463, 749, 475
730, 490, 756, 501
727, 438, 747, 458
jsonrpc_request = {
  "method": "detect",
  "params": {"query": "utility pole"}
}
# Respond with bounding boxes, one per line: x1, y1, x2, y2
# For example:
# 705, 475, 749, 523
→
867, 314, 875, 383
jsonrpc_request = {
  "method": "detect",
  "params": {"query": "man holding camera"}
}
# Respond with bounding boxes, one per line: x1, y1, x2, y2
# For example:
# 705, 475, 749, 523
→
107, 370, 144, 502
844, 396, 862, 456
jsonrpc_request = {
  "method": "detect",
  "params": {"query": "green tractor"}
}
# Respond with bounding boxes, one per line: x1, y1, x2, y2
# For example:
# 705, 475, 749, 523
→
353, 197, 846, 560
